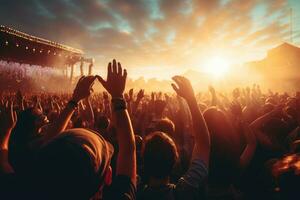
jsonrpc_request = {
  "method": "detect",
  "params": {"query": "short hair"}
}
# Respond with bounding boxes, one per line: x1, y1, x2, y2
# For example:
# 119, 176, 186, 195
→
142, 131, 178, 179
9, 108, 42, 172
97, 115, 110, 131
154, 118, 175, 137
30, 128, 114, 199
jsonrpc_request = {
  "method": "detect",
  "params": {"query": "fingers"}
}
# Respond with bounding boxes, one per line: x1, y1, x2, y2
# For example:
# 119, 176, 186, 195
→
108, 62, 112, 77
172, 76, 185, 87
78, 75, 85, 83
108, 59, 124, 76
117, 62, 122, 75
97, 76, 107, 88
86, 75, 96, 86
123, 69, 127, 80
129, 88, 133, 96
171, 83, 180, 94
112, 59, 117, 74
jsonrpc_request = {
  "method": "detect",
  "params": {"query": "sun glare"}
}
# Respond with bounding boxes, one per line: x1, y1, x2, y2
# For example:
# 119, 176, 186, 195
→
204, 56, 231, 78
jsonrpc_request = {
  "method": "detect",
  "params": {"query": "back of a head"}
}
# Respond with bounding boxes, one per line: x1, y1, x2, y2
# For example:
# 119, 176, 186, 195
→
30, 128, 114, 200
97, 115, 110, 131
142, 131, 178, 180
154, 118, 175, 137
9, 108, 40, 172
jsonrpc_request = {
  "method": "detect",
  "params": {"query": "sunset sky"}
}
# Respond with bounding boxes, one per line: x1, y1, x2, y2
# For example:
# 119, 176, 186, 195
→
0, 0, 300, 79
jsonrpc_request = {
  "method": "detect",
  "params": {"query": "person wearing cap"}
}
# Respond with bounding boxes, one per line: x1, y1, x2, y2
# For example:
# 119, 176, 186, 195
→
0, 60, 136, 200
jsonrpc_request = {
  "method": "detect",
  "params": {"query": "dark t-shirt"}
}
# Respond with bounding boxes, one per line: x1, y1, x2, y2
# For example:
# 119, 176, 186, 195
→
0, 173, 34, 200
103, 175, 136, 200
137, 159, 208, 200
0, 174, 136, 200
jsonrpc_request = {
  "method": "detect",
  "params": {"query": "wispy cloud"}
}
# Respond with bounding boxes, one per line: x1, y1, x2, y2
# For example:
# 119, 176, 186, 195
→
0, 0, 298, 77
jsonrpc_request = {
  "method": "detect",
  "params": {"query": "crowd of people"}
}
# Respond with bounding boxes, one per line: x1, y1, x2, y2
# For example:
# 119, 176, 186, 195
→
0, 59, 300, 200
0, 60, 71, 92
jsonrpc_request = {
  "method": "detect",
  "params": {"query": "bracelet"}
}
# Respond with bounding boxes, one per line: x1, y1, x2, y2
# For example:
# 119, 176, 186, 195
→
111, 98, 127, 111
68, 100, 78, 109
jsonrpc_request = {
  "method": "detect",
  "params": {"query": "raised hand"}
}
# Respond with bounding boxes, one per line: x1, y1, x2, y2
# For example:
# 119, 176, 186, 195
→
0, 101, 17, 132
136, 89, 145, 101
164, 93, 170, 103
151, 92, 155, 102
72, 76, 96, 103
128, 88, 134, 101
171, 75, 195, 101
97, 59, 136, 185
208, 85, 216, 95
171, 75, 210, 167
0, 101, 17, 150
230, 101, 243, 118
232, 88, 240, 99
97, 59, 127, 98
154, 99, 167, 117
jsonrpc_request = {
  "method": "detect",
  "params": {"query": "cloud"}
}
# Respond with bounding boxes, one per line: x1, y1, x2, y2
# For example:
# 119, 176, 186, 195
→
0, 0, 294, 77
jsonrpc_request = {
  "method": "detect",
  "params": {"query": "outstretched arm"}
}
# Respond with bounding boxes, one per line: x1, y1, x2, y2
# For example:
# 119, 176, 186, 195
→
40, 76, 96, 145
239, 121, 257, 169
172, 76, 210, 167
0, 101, 17, 174
249, 105, 283, 149
132, 89, 144, 115
208, 85, 218, 107
97, 59, 136, 186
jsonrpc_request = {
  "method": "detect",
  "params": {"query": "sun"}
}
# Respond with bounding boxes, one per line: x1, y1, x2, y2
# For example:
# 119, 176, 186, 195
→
203, 56, 231, 78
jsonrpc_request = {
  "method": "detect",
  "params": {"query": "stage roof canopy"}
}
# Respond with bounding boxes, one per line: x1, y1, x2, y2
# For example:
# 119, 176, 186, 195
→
0, 25, 84, 67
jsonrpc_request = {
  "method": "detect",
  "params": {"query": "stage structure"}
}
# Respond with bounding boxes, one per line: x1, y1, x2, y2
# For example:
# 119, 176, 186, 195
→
0, 25, 94, 82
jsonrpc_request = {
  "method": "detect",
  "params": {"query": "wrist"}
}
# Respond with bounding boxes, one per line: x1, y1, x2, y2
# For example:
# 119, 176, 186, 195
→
0, 145, 8, 151
0, 141, 9, 151
186, 96, 197, 105
67, 99, 79, 109
111, 94, 124, 99
111, 97, 127, 111
71, 96, 80, 104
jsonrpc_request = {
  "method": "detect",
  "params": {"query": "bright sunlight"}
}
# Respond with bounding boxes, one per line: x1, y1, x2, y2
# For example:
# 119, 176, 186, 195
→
203, 56, 231, 78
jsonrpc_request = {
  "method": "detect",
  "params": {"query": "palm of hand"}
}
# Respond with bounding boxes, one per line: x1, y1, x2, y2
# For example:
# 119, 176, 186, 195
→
171, 76, 195, 101
97, 59, 127, 98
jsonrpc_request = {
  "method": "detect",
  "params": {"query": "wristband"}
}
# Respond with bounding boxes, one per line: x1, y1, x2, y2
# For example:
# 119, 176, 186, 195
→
68, 100, 79, 109
111, 98, 127, 111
